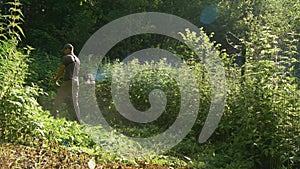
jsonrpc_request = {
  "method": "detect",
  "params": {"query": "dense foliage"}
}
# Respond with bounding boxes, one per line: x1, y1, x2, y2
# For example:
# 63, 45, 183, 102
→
93, 30, 299, 168
0, 0, 299, 169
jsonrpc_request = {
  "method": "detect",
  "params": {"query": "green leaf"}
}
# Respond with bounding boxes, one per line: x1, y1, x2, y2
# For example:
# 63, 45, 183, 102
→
8, 100, 22, 107
6, 2, 22, 6
15, 25, 25, 37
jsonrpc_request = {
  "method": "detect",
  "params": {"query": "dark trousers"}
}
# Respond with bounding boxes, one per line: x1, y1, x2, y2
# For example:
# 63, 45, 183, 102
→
51, 80, 80, 122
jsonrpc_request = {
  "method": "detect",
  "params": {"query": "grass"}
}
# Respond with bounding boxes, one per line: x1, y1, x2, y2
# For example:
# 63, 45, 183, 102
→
0, 142, 194, 169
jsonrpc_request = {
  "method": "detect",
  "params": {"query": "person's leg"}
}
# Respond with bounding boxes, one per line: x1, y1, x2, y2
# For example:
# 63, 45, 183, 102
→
51, 80, 80, 122
51, 81, 70, 118
62, 80, 79, 122
72, 79, 80, 122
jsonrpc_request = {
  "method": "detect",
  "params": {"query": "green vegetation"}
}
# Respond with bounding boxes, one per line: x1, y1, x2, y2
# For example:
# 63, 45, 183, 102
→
0, 0, 299, 168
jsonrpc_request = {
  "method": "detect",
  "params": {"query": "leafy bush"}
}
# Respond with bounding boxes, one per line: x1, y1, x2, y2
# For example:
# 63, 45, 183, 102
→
1, 1, 299, 168
215, 61, 299, 169
93, 29, 300, 169
25, 50, 61, 92
94, 55, 212, 139
0, 38, 36, 143
0, 0, 94, 149
0, 33, 94, 150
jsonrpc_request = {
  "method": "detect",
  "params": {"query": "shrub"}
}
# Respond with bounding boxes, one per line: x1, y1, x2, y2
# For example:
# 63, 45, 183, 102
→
0, 0, 95, 149
93, 29, 300, 169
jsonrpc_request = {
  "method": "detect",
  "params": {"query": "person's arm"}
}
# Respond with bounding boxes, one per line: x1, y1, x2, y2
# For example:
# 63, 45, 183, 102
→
53, 64, 65, 86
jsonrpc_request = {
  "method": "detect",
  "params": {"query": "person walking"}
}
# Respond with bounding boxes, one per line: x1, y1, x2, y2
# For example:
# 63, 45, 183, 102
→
51, 43, 80, 122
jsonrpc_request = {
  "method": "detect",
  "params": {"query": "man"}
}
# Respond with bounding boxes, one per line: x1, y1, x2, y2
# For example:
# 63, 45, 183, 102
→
51, 43, 80, 122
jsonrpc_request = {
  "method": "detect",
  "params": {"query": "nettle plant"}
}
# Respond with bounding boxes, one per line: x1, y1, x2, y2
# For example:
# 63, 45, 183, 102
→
0, 1, 95, 148
94, 28, 225, 141
0, 0, 38, 143
215, 8, 300, 169
95, 58, 200, 136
